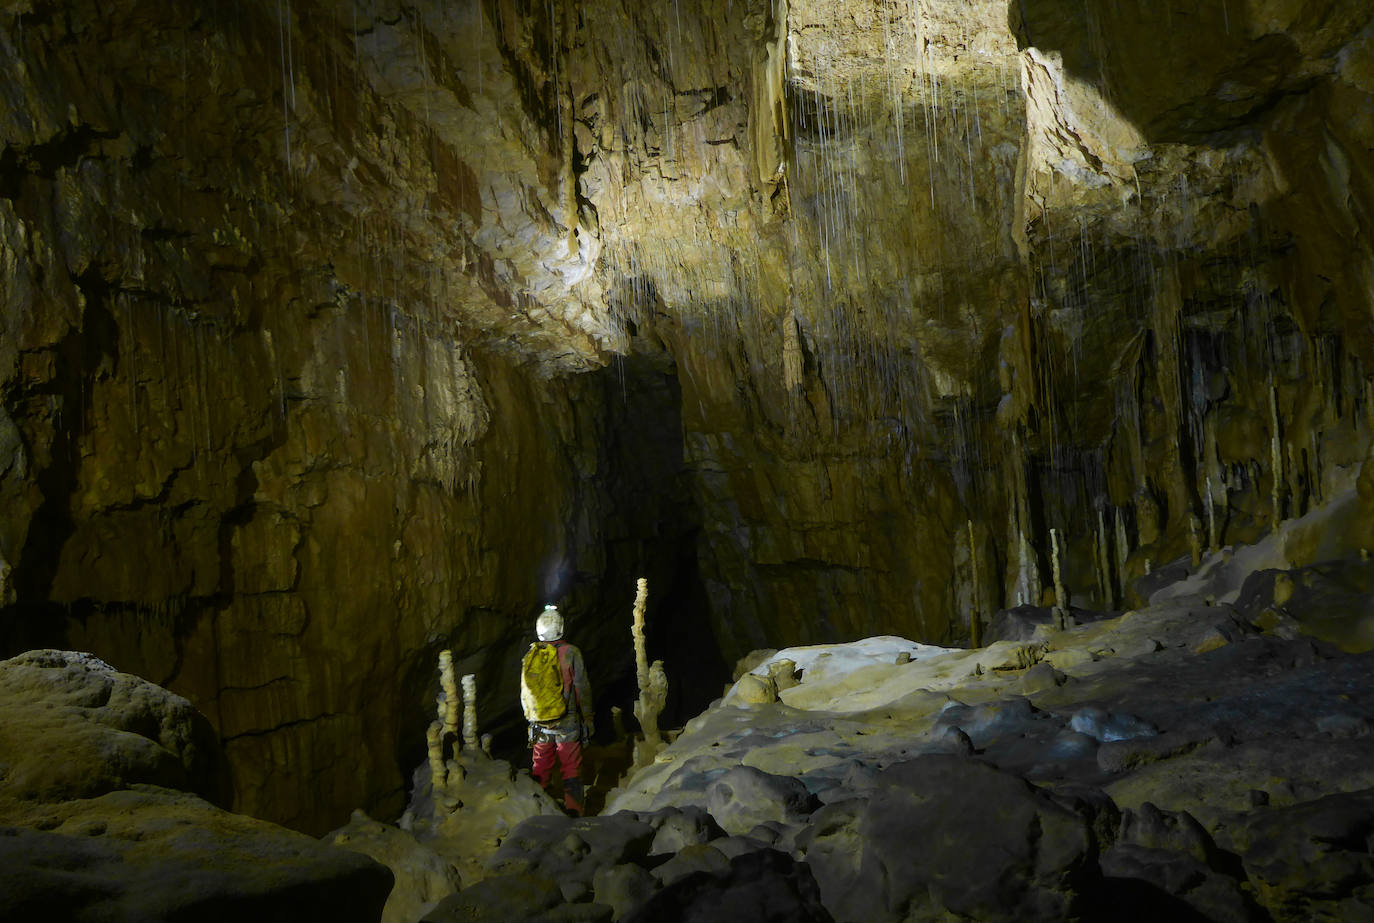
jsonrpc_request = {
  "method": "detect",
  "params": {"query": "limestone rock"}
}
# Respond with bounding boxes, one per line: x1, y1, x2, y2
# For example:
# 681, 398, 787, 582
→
1224, 789, 1374, 920
1018, 661, 1067, 695
486, 813, 657, 889
329, 809, 463, 923
0, 650, 228, 805
1069, 706, 1159, 743
704, 765, 820, 837
0, 652, 392, 922
732, 649, 778, 681
421, 873, 564, 923
0, 788, 394, 923
621, 849, 831, 923
730, 672, 778, 706
591, 862, 660, 919
797, 755, 1096, 922
646, 805, 727, 855
650, 842, 731, 887
404, 752, 560, 886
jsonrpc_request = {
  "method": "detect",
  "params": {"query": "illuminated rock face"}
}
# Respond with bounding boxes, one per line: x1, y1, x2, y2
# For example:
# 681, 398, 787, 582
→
2, 0, 1374, 831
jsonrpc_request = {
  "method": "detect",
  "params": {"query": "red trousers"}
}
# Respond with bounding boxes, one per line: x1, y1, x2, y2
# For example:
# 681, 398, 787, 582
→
531, 740, 583, 787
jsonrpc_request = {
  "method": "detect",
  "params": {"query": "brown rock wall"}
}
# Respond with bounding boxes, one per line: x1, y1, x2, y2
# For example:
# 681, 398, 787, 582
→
5, 0, 1374, 831
0, 0, 685, 834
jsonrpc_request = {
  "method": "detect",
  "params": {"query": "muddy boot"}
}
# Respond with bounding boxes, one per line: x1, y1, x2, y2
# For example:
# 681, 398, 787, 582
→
563, 777, 586, 816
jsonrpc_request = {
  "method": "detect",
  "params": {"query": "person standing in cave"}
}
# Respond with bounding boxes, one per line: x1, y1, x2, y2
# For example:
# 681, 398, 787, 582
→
521, 604, 595, 815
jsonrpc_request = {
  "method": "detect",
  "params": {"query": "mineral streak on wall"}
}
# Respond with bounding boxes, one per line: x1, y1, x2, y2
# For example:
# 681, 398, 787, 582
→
2, 0, 1374, 832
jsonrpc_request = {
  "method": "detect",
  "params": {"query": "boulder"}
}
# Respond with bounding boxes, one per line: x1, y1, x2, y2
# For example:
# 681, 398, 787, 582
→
796, 755, 1097, 922
0, 788, 393, 923
646, 805, 726, 855
487, 813, 656, 889
705, 766, 819, 836
0, 650, 229, 805
329, 809, 463, 923
0, 651, 391, 923
592, 862, 660, 918
1225, 789, 1374, 920
421, 873, 563, 922
622, 849, 831, 923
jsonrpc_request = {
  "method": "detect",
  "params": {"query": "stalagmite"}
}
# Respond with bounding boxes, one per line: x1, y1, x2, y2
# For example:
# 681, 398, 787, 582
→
1096, 510, 1113, 610
1311, 431, 1323, 503
1050, 528, 1068, 626
631, 577, 666, 765
461, 674, 479, 753
426, 721, 446, 789
1205, 476, 1221, 550
1114, 509, 1131, 605
631, 578, 650, 701
1270, 386, 1284, 532
967, 520, 982, 647
439, 649, 460, 741
1018, 530, 1035, 608
1189, 514, 1203, 568
1287, 442, 1301, 514
783, 312, 804, 392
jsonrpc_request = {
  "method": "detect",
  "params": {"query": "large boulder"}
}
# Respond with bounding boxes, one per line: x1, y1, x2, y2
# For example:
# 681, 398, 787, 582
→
0, 788, 394, 923
0, 651, 393, 923
622, 849, 832, 923
0, 649, 229, 805
796, 755, 1098, 922
1224, 788, 1374, 921
705, 765, 820, 836
330, 809, 463, 923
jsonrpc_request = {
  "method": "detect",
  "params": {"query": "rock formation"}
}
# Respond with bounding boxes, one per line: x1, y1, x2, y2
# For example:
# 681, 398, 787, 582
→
437, 507, 1374, 921
0, 649, 393, 921
1, 0, 1373, 842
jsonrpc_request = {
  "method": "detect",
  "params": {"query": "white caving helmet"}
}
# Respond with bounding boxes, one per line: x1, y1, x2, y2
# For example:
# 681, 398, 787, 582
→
536, 604, 564, 642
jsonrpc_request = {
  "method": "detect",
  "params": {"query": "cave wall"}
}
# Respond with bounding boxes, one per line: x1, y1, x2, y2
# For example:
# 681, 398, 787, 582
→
0, 0, 701, 834
4, 0, 1374, 832
567, 0, 1374, 646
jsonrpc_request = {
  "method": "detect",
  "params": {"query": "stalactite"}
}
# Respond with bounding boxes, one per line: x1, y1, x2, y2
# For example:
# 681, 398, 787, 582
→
559, 0, 578, 257
751, 0, 791, 191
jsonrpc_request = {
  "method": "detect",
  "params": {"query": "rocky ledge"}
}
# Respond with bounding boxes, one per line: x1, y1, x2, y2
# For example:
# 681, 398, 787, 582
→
409, 497, 1374, 922
8, 492, 1374, 921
